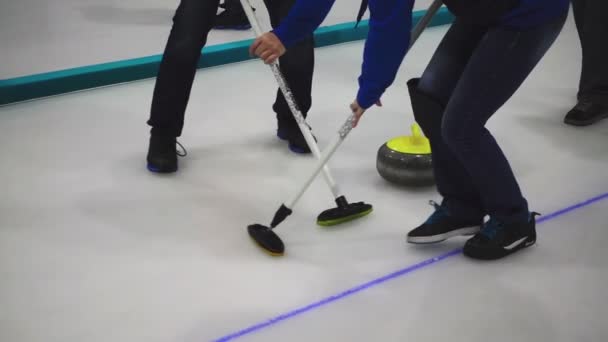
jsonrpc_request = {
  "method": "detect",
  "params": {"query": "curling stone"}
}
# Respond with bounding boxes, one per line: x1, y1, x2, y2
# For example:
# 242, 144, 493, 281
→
376, 123, 434, 186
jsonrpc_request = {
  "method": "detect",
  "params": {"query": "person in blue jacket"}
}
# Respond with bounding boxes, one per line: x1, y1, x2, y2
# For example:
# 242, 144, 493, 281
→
250, 0, 569, 260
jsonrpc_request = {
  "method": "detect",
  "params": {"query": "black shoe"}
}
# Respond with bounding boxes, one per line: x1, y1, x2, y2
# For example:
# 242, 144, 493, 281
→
407, 201, 483, 244
146, 135, 186, 173
277, 120, 314, 154
564, 101, 608, 126
463, 213, 540, 260
214, 4, 252, 30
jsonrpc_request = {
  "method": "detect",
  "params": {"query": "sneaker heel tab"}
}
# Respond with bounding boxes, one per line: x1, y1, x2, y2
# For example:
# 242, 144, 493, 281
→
528, 212, 541, 224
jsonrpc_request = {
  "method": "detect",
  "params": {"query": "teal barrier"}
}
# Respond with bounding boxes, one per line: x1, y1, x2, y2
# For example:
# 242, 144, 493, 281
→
0, 8, 453, 106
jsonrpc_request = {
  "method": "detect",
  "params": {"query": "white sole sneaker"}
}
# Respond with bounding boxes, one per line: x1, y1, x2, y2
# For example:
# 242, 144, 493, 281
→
407, 226, 481, 244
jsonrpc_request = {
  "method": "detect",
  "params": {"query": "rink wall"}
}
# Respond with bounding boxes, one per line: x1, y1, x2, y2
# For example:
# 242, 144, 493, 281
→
0, 7, 453, 106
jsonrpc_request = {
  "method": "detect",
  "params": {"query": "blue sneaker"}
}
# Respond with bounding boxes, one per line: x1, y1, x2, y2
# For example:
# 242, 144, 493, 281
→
463, 212, 540, 260
146, 135, 186, 173
407, 201, 483, 244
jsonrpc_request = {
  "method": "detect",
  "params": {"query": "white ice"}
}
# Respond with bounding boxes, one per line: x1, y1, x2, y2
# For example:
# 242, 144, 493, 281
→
1, 8, 607, 342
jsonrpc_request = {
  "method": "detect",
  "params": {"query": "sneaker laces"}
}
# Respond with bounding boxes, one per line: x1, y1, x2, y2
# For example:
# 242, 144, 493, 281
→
176, 140, 187, 157
425, 200, 449, 225
480, 218, 503, 239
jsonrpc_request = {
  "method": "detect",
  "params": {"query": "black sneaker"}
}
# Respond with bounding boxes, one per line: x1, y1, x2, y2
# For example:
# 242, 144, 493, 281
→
564, 100, 608, 126
146, 135, 187, 173
407, 201, 483, 244
214, 3, 252, 30
463, 213, 540, 260
277, 120, 314, 154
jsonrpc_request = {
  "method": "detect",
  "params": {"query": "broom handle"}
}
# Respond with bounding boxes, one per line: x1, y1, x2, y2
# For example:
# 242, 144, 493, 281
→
239, 0, 343, 200
411, 0, 444, 48
240, 0, 264, 36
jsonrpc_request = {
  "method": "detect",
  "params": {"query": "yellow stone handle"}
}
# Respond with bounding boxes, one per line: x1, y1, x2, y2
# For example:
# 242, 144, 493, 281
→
411, 123, 422, 137
410, 123, 424, 145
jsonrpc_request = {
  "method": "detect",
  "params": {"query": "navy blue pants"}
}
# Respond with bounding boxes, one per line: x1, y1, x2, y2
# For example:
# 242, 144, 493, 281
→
572, 0, 608, 105
416, 14, 567, 222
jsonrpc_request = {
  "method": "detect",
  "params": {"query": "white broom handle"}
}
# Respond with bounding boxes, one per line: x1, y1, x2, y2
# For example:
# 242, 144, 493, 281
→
239, 0, 342, 199
240, 0, 264, 36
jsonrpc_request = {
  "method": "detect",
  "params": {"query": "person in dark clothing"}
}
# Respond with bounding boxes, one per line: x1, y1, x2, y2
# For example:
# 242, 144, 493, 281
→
146, 0, 316, 173
250, 0, 569, 260
564, 0, 608, 126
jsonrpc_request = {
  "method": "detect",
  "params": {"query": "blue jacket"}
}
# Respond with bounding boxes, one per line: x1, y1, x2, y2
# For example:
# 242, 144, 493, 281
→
273, 0, 569, 109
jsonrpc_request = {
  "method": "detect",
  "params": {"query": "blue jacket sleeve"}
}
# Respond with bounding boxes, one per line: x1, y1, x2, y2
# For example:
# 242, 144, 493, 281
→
272, 0, 336, 48
357, 0, 413, 109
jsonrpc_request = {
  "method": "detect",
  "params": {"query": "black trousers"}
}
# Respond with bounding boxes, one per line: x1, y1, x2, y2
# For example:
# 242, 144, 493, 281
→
148, 0, 315, 137
572, 0, 608, 105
